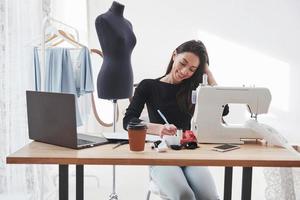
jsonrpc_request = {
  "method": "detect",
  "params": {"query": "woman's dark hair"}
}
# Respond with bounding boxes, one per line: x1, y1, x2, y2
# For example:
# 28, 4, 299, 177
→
165, 40, 209, 116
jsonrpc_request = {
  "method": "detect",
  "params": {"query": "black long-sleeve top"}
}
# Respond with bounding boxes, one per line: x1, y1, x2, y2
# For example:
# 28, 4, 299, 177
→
123, 78, 193, 131
123, 78, 229, 131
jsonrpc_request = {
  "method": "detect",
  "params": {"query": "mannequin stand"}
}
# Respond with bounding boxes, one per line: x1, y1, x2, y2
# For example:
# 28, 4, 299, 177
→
109, 99, 118, 200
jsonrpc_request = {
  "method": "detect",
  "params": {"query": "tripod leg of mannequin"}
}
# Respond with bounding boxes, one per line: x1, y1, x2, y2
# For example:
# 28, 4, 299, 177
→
109, 100, 118, 200
109, 165, 118, 200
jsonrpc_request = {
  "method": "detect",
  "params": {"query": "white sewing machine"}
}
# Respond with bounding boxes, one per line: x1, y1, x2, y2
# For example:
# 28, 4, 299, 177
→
191, 85, 272, 144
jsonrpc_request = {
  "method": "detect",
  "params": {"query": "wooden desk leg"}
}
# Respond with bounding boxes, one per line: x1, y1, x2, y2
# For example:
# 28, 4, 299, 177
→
224, 167, 233, 200
76, 165, 84, 200
59, 165, 69, 200
241, 167, 253, 200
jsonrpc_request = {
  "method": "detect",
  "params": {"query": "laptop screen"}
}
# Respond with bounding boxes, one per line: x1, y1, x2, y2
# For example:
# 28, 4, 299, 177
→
26, 91, 78, 148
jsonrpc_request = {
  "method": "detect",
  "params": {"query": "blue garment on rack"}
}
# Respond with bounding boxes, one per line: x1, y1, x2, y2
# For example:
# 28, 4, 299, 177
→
33, 47, 94, 126
76, 47, 94, 96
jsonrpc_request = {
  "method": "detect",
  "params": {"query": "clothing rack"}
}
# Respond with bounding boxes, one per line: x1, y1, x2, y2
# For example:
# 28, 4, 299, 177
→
40, 16, 80, 90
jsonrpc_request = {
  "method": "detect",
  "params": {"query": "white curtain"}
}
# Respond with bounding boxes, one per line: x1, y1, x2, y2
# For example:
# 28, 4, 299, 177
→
264, 168, 300, 200
259, 116, 300, 200
0, 0, 57, 199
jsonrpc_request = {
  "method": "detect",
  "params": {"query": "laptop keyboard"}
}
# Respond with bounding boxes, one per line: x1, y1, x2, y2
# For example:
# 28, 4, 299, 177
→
77, 138, 93, 145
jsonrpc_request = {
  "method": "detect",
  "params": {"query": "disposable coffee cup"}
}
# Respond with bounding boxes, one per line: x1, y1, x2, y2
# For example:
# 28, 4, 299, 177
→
127, 122, 147, 152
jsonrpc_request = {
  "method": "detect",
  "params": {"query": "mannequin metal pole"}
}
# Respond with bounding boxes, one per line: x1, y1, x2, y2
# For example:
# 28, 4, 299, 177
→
109, 99, 118, 200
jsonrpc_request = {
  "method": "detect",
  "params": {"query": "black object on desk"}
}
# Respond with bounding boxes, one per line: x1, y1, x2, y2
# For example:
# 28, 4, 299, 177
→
112, 141, 129, 149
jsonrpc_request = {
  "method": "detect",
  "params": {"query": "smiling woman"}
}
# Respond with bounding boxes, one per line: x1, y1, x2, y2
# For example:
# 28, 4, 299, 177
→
163, 52, 200, 84
123, 40, 222, 200
123, 40, 211, 135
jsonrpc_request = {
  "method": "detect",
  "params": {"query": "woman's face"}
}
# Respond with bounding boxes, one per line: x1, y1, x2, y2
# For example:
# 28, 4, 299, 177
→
170, 52, 200, 84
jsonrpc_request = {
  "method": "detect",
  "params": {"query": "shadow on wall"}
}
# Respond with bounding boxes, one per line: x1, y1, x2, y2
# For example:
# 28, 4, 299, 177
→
198, 30, 290, 112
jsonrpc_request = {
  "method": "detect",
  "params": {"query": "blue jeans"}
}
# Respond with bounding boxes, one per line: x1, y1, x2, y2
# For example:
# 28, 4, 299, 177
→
150, 166, 219, 200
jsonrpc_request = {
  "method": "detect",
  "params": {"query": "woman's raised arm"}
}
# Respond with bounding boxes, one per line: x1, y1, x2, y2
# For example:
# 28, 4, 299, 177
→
204, 63, 217, 86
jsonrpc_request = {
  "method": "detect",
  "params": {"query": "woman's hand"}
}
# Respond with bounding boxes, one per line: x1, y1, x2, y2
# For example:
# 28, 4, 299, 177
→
145, 122, 177, 138
204, 62, 210, 74
204, 63, 217, 86
158, 124, 177, 138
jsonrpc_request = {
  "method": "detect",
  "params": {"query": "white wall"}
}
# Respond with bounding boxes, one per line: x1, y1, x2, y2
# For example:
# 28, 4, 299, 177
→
84, 1, 300, 199
88, 0, 300, 141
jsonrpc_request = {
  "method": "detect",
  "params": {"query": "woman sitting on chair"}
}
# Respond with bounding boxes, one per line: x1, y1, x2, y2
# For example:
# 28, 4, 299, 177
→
123, 40, 225, 200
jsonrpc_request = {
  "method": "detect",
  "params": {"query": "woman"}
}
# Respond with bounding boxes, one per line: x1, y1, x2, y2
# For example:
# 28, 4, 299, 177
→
123, 40, 222, 200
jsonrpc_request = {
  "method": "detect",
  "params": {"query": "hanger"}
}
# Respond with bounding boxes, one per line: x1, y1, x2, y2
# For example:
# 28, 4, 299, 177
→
43, 16, 79, 41
54, 29, 84, 47
42, 15, 84, 49
26, 16, 80, 47
43, 24, 84, 48
44, 31, 73, 46
46, 30, 81, 47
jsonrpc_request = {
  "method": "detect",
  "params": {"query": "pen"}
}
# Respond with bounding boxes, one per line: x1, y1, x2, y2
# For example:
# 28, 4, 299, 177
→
157, 109, 179, 136
157, 109, 170, 124
112, 141, 128, 149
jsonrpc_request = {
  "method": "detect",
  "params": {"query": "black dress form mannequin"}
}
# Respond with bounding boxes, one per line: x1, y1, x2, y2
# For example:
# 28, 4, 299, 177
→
95, 1, 136, 99
95, 2, 136, 200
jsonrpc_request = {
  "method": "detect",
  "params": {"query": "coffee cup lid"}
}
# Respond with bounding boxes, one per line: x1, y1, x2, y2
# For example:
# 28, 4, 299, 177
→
127, 121, 147, 130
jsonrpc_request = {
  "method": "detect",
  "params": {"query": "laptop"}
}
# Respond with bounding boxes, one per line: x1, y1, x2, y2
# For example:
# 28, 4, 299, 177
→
26, 90, 111, 149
